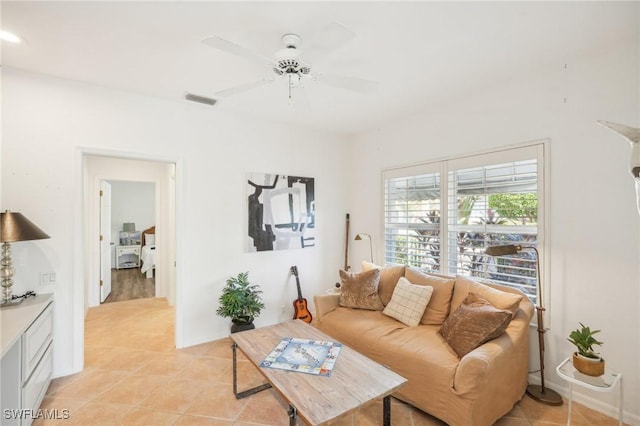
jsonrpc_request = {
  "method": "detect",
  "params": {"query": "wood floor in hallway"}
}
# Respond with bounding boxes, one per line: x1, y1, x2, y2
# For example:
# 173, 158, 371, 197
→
104, 268, 155, 303
35, 298, 626, 425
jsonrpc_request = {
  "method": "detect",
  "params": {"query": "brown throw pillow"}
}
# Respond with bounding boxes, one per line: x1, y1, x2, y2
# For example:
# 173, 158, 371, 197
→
405, 268, 455, 325
339, 269, 384, 311
451, 275, 523, 316
361, 261, 406, 306
439, 293, 513, 358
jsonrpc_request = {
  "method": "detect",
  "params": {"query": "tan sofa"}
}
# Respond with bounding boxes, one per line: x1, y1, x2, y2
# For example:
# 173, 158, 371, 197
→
314, 265, 534, 426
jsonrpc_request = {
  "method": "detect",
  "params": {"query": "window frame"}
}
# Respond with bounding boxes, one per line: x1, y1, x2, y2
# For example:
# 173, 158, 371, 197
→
382, 140, 549, 306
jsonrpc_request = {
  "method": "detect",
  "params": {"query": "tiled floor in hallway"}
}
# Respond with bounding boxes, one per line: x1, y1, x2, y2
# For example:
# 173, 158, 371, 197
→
36, 297, 625, 425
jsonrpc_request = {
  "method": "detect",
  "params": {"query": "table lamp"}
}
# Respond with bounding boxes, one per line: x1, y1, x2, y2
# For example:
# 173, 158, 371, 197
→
1, 210, 50, 306
484, 244, 563, 406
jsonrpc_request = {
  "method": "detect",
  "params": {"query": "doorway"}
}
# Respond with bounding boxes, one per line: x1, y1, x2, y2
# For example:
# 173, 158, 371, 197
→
83, 155, 176, 309
103, 180, 157, 303
72, 150, 181, 374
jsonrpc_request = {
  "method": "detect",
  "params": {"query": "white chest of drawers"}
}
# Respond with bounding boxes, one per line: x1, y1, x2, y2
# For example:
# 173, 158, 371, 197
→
1, 294, 54, 426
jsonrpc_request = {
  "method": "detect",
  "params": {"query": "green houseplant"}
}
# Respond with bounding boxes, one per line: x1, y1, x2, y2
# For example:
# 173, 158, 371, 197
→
217, 272, 265, 333
567, 323, 604, 376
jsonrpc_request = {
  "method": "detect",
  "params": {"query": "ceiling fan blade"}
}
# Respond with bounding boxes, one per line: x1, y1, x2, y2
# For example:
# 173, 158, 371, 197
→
202, 36, 274, 67
303, 22, 356, 64
314, 73, 378, 94
215, 78, 274, 98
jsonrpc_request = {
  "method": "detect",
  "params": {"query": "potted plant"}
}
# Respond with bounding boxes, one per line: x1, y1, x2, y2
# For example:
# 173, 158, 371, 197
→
567, 322, 604, 376
217, 272, 265, 333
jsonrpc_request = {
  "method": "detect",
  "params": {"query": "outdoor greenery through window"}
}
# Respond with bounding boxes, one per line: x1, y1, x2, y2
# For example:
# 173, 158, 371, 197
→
384, 144, 544, 303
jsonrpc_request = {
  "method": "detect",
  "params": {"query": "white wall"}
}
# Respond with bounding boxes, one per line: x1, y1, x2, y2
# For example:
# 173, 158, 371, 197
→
348, 37, 639, 421
109, 180, 155, 245
1, 68, 350, 377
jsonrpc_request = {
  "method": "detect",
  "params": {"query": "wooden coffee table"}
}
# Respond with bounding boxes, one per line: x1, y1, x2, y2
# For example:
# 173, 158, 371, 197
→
230, 320, 407, 426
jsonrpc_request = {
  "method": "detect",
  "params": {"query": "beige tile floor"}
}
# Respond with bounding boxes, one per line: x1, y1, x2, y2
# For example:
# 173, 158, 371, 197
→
36, 297, 625, 426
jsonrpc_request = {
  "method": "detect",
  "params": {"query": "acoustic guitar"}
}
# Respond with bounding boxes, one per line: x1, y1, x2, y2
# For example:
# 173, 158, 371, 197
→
290, 266, 312, 324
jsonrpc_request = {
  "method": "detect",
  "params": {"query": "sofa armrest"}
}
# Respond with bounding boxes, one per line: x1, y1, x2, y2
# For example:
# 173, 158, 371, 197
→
453, 305, 534, 398
313, 293, 340, 322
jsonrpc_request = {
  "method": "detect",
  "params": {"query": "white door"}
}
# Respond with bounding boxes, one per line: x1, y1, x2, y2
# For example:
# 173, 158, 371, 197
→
100, 180, 112, 303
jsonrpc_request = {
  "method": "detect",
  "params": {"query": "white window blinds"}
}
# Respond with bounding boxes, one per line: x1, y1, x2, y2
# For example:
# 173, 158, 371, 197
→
384, 169, 442, 272
383, 144, 544, 302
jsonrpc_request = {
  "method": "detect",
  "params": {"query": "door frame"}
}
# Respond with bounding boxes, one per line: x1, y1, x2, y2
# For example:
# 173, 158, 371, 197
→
73, 147, 183, 373
99, 180, 112, 303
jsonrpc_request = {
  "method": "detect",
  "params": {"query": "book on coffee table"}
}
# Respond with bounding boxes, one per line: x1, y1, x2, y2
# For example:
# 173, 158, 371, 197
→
260, 336, 342, 376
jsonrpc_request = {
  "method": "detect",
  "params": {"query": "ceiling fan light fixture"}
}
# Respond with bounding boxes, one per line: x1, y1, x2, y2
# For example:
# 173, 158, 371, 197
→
288, 73, 301, 88
202, 24, 379, 101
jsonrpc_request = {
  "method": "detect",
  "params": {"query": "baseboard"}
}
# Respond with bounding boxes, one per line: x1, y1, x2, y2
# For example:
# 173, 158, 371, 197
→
529, 373, 639, 425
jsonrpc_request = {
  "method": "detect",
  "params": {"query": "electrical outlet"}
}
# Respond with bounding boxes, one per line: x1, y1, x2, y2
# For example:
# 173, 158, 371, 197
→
49, 273, 56, 283
280, 305, 285, 315
40, 273, 49, 285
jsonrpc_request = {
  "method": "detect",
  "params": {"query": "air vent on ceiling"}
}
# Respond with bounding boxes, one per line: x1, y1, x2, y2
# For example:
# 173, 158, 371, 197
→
184, 93, 217, 106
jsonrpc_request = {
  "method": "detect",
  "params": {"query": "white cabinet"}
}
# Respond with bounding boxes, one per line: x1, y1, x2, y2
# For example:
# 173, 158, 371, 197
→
116, 244, 141, 269
1, 295, 54, 426
21, 305, 53, 382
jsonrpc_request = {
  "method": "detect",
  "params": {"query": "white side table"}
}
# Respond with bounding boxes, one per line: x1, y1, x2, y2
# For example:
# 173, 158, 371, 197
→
116, 244, 141, 269
556, 357, 623, 426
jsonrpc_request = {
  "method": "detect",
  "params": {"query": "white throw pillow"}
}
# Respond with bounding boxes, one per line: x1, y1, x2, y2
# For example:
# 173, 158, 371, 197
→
145, 233, 156, 246
383, 277, 434, 327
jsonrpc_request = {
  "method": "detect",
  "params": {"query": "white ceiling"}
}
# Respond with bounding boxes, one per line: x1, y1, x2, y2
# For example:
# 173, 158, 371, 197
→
2, 1, 637, 135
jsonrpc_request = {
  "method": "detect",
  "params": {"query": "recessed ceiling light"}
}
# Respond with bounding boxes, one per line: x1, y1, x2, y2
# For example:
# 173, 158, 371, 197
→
0, 31, 22, 43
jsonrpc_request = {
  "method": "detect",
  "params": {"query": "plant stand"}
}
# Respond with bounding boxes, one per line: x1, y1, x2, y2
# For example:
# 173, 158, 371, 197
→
556, 357, 623, 426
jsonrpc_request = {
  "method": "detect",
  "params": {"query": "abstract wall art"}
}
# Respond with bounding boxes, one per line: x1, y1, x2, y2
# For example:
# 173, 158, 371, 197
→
247, 173, 316, 252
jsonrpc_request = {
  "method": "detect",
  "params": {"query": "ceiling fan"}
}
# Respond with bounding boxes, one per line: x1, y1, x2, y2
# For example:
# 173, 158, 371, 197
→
201, 22, 378, 100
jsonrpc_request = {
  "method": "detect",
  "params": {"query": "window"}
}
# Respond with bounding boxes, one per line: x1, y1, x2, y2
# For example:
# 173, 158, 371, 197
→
384, 166, 441, 271
384, 144, 545, 303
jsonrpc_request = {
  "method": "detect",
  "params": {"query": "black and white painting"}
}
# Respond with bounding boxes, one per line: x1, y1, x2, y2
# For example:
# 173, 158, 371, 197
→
247, 173, 315, 252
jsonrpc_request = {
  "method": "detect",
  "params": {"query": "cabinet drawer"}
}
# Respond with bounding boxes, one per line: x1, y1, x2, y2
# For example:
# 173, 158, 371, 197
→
22, 342, 52, 420
118, 246, 140, 256
21, 303, 53, 382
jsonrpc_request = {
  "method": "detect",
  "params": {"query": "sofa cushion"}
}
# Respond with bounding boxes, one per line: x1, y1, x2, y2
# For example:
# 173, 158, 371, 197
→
439, 292, 513, 358
338, 269, 384, 310
361, 261, 406, 305
451, 275, 523, 316
316, 307, 459, 371
404, 268, 455, 325
382, 277, 434, 326
316, 306, 460, 416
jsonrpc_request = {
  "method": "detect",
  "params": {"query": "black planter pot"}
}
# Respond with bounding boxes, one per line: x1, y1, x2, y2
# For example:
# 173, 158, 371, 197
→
231, 318, 255, 333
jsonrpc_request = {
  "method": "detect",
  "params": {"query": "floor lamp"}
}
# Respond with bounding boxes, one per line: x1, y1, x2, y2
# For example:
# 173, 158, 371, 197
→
1, 210, 50, 306
354, 233, 373, 263
484, 244, 563, 406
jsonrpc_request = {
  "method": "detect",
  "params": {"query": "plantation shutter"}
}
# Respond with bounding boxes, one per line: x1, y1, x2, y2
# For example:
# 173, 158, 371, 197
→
383, 143, 545, 303
383, 163, 442, 272
446, 145, 542, 301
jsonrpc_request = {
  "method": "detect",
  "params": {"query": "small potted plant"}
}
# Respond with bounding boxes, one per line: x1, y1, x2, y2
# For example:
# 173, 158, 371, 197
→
567, 322, 604, 376
217, 272, 265, 333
